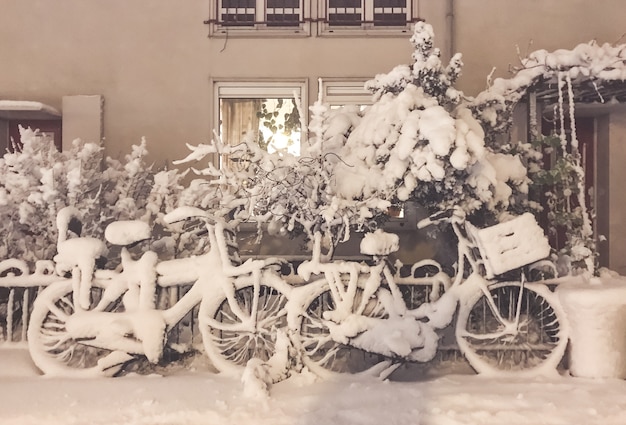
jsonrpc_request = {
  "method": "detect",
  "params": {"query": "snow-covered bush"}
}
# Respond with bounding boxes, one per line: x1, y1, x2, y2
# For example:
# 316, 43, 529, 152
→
526, 134, 596, 273
0, 127, 188, 266
175, 100, 383, 260
335, 22, 526, 225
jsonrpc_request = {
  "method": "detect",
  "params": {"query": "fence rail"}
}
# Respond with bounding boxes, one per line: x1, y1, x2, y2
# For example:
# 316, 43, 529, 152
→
0, 257, 441, 347
0, 259, 61, 344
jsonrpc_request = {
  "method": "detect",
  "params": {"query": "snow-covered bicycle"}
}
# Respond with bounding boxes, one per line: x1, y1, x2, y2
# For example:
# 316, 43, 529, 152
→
288, 208, 569, 377
27, 206, 292, 377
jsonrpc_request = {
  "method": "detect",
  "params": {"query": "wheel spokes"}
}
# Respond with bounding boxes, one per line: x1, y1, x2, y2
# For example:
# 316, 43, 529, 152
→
460, 284, 564, 371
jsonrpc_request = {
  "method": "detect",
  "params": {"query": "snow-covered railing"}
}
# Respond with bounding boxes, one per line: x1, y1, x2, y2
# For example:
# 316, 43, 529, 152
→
0, 254, 443, 346
0, 259, 64, 343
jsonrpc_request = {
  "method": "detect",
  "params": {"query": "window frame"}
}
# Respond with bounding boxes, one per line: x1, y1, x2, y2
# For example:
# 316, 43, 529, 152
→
319, 78, 373, 106
319, 0, 418, 37
213, 80, 308, 163
206, 0, 311, 38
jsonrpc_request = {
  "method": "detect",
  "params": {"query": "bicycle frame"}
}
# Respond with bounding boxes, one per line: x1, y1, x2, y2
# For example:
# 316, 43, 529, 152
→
43, 219, 270, 365
445, 218, 529, 336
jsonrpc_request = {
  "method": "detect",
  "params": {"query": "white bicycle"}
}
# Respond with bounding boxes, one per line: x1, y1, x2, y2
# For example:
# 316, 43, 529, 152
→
288, 208, 568, 377
27, 207, 292, 377
27, 206, 568, 379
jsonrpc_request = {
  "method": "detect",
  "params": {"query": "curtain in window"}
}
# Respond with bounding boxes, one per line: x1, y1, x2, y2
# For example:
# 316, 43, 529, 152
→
220, 98, 261, 170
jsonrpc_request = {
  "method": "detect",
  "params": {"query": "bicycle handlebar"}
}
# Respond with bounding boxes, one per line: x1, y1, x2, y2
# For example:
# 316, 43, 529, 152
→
417, 207, 466, 229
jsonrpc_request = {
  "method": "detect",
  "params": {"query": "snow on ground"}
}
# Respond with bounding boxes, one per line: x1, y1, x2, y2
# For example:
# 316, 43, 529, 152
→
1, 345, 626, 425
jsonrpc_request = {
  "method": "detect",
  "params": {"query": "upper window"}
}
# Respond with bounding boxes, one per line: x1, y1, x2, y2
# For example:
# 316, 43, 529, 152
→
207, 0, 310, 36
321, 0, 415, 34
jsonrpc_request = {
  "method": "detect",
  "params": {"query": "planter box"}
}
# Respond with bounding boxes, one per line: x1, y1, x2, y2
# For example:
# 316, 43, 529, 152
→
557, 278, 626, 379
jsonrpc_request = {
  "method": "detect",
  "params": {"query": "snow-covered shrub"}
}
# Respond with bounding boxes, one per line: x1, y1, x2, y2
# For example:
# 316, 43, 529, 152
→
336, 22, 524, 224
175, 100, 383, 260
526, 135, 596, 273
0, 127, 99, 263
0, 127, 188, 266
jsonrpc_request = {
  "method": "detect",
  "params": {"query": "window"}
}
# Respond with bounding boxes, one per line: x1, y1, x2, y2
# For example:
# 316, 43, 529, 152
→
207, 0, 310, 36
319, 78, 373, 107
214, 81, 307, 164
321, 0, 415, 34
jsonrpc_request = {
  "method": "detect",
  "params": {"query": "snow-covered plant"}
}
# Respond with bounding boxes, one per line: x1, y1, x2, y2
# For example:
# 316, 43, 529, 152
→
176, 22, 533, 260
0, 128, 187, 266
484, 140, 544, 218
525, 134, 597, 273
0, 128, 104, 262
175, 100, 379, 260
336, 22, 522, 224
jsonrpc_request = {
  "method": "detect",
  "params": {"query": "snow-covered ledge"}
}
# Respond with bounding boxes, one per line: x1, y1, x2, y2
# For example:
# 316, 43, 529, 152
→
557, 273, 626, 379
0, 100, 61, 120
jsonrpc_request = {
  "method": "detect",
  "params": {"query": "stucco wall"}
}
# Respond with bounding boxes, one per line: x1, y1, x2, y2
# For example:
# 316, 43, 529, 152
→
2, 1, 622, 162
0, 1, 212, 163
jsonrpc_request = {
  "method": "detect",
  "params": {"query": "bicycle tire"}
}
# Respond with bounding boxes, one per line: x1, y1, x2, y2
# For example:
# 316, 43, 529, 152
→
291, 278, 391, 377
198, 271, 290, 377
456, 281, 568, 375
27, 280, 129, 377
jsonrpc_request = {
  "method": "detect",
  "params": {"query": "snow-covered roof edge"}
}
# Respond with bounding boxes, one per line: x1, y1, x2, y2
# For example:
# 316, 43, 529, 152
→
0, 100, 61, 117
470, 40, 626, 133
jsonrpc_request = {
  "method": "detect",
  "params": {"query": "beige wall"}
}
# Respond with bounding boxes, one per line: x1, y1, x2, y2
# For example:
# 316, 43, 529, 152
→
0, 120, 8, 152
607, 111, 626, 274
0, 1, 212, 164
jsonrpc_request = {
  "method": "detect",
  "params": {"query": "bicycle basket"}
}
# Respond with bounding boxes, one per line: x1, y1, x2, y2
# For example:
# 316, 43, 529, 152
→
467, 213, 551, 279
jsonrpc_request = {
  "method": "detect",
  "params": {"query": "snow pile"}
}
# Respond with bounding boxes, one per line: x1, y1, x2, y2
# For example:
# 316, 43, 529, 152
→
557, 274, 626, 379
241, 330, 291, 399
359, 229, 399, 256
3, 346, 626, 425
104, 220, 151, 246
0, 100, 60, 116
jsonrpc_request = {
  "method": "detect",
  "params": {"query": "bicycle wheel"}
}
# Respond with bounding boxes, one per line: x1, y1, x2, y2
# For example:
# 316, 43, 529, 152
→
456, 281, 568, 375
294, 279, 389, 377
199, 272, 290, 377
27, 280, 130, 377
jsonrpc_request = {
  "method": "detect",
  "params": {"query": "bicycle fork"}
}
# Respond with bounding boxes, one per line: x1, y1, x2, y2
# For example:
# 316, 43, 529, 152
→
458, 273, 525, 339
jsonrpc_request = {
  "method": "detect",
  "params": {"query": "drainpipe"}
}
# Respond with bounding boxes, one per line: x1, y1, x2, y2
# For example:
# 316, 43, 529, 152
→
445, 0, 455, 60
